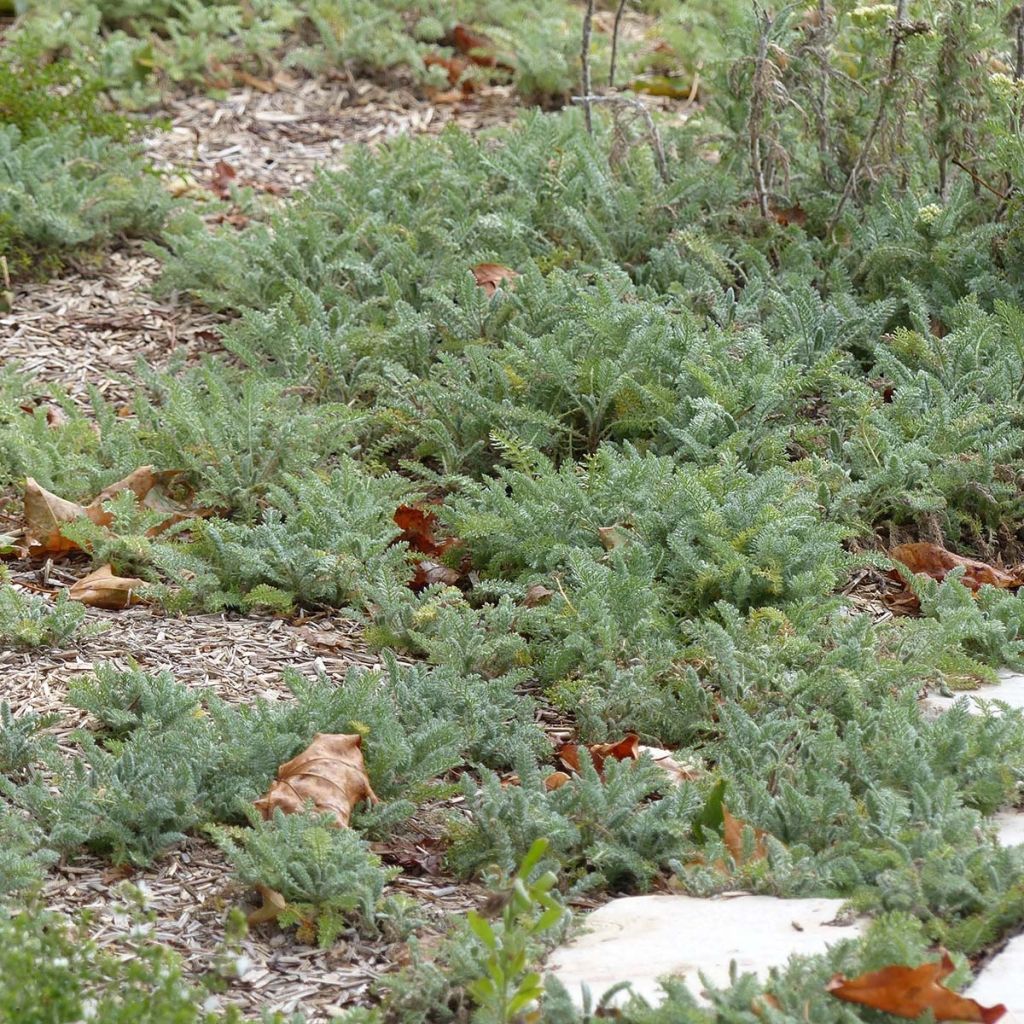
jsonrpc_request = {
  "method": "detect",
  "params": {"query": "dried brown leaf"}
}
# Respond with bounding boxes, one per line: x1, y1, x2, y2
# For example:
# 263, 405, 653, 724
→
889, 542, 1021, 592
23, 478, 90, 556
68, 564, 146, 609
722, 806, 768, 866
254, 732, 378, 829
523, 583, 554, 607
826, 952, 1005, 1023
472, 262, 519, 297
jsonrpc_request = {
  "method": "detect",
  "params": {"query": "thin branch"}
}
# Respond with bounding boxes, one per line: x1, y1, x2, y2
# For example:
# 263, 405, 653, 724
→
609, 0, 629, 89
581, 0, 595, 134
748, 6, 774, 219
815, 0, 833, 187
571, 94, 670, 182
1016, 1, 1024, 79
951, 157, 1008, 200
827, 0, 912, 234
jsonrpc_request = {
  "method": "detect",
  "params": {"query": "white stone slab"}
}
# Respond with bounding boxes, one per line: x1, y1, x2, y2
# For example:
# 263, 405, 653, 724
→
966, 934, 1024, 1024
992, 809, 1024, 847
545, 894, 864, 1008
922, 669, 1024, 717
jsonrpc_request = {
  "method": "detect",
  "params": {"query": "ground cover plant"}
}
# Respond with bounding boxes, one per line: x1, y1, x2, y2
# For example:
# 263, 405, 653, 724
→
8, 0, 704, 105
4, 0, 1024, 1021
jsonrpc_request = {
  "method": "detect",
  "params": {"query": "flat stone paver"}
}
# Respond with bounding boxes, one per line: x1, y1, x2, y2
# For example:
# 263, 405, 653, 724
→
992, 809, 1024, 847
545, 894, 864, 1007
923, 669, 1024, 717
966, 934, 1024, 1024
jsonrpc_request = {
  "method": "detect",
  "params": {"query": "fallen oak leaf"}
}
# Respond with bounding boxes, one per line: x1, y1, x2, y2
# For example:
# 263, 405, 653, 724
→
247, 883, 288, 927
523, 583, 554, 607
23, 478, 91, 555
888, 542, 1020, 592
68, 564, 147, 609
254, 732, 378, 829
394, 503, 452, 557
722, 805, 768, 866
826, 952, 1005, 1024
472, 262, 519, 297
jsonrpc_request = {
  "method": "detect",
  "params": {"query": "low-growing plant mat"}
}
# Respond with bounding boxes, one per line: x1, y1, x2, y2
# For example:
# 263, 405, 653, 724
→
0, 578, 501, 1020
7, 1, 1024, 1019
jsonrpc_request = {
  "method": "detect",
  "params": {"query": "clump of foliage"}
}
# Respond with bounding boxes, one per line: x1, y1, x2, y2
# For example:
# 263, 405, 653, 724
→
0, 574, 98, 649
68, 662, 201, 738
0, 33, 168, 277
0, 701, 58, 779
209, 806, 397, 946
0, 896, 258, 1023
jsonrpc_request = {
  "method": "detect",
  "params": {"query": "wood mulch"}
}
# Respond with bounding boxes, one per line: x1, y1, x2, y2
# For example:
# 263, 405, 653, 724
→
146, 75, 524, 197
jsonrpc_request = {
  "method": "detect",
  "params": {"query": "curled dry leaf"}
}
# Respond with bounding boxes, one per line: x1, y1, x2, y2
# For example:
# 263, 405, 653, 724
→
888, 542, 1020, 592
23, 468, 187, 557
544, 771, 572, 791
67, 565, 146, 609
255, 732, 378, 829
23, 478, 93, 556
549, 734, 696, 789
826, 952, 1005, 1023
523, 583, 554, 607
250, 733, 378, 930
248, 884, 288, 927
472, 263, 519, 297
598, 523, 633, 551
722, 806, 768, 866
556, 733, 640, 775
393, 503, 465, 591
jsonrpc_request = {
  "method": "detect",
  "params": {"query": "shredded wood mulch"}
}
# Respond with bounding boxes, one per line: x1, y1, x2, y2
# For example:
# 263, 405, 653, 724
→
146, 75, 524, 196
3, 246, 224, 409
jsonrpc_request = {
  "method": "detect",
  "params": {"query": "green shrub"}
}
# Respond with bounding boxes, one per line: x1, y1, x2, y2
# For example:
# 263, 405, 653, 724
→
209, 806, 397, 946
0, 126, 168, 278
0, 576, 99, 649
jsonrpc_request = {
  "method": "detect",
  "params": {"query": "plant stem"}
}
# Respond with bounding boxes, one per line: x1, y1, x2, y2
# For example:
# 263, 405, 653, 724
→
827, 0, 910, 233
609, 0, 629, 88
749, 6, 773, 219
581, 0, 595, 134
